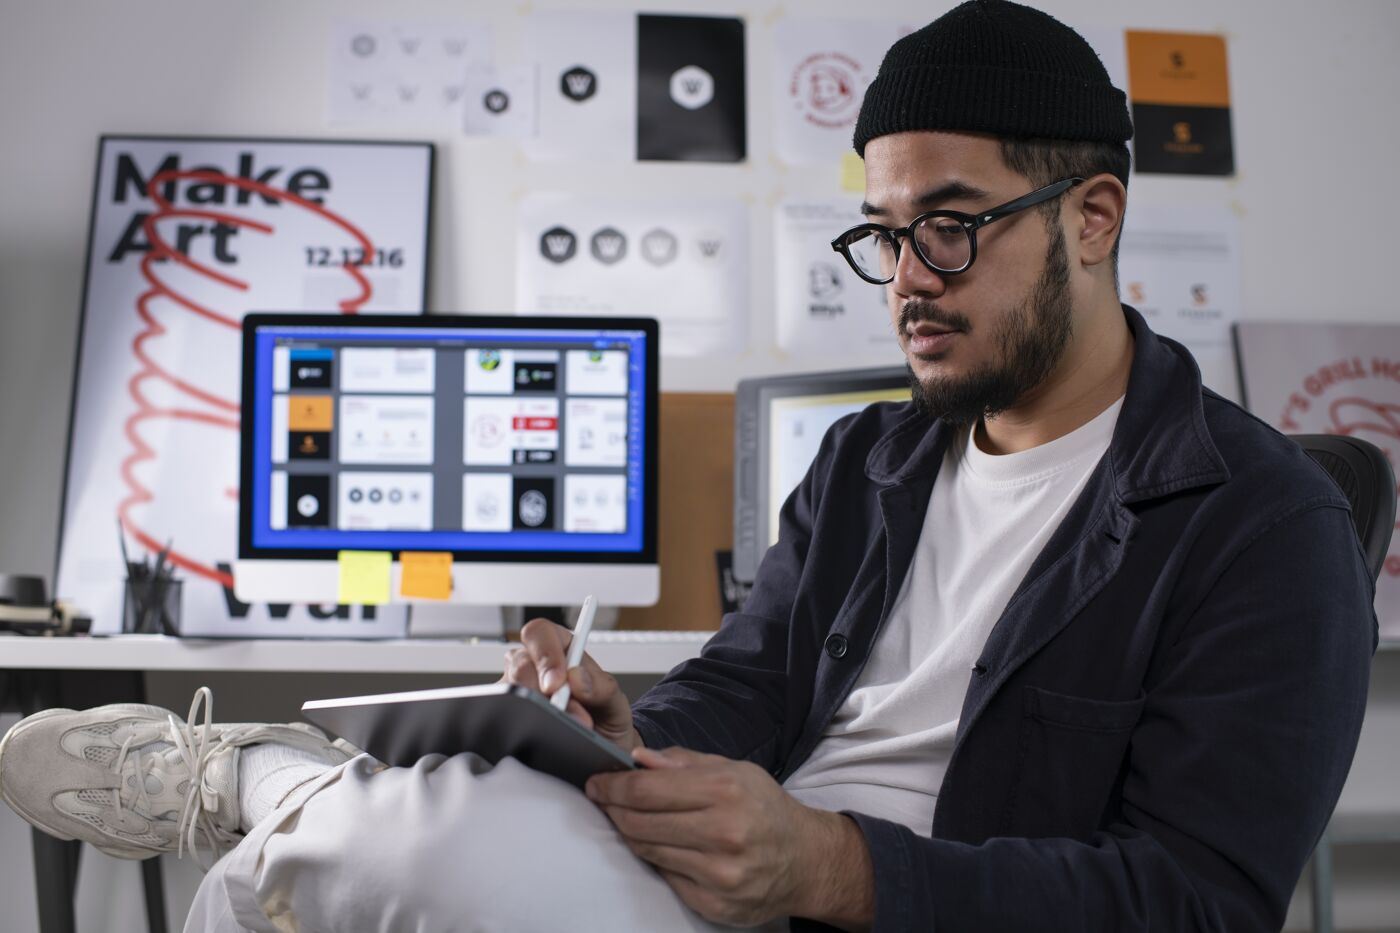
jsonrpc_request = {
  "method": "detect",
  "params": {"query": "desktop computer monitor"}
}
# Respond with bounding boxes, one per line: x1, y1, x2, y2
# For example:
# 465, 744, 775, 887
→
235, 313, 659, 606
732, 366, 912, 584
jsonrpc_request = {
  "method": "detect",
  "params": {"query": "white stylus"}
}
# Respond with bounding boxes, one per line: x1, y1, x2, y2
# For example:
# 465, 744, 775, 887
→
551, 594, 597, 711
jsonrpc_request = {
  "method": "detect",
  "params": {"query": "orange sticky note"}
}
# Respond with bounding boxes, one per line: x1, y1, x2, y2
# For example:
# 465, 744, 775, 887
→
400, 551, 453, 600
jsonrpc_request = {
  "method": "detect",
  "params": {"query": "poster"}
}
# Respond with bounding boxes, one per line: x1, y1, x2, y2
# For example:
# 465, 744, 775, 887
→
327, 19, 493, 129
773, 198, 903, 363
516, 193, 747, 358
770, 17, 911, 165
527, 11, 745, 163
1234, 322, 1400, 641
58, 136, 432, 637
1126, 30, 1235, 176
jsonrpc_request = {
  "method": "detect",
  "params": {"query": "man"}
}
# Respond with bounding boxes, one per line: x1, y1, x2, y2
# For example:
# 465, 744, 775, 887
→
1, 2, 1377, 930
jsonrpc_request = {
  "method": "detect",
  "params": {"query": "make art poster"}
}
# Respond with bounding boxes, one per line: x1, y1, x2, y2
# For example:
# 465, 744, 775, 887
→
527, 11, 746, 162
327, 19, 494, 130
1234, 322, 1400, 641
770, 17, 914, 166
516, 194, 747, 358
774, 198, 903, 364
58, 136, 432, 637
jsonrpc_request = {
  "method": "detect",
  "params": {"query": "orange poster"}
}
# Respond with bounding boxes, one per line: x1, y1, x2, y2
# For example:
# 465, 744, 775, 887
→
1126, 31, 1234, 176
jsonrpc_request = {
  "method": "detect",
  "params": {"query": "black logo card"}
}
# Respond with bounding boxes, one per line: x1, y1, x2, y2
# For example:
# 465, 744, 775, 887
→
513, 476, 556, 530
287, 474, 331, 528
636, 14, 746, 163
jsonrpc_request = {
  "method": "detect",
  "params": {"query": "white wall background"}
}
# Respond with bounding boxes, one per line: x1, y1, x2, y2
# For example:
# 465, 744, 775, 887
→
1, 0, 1397, 929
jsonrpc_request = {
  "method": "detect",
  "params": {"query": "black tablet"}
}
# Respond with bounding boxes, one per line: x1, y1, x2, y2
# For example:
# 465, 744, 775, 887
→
301, 683, 636, 788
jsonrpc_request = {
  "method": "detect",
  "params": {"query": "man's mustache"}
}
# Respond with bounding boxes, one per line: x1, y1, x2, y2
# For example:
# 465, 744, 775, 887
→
898, 300, 971, 334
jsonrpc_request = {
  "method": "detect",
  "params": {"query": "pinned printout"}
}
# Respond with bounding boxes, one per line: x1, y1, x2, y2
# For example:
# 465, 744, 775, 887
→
771, 17, 911, 165
528, 11, 746, 162
840, 152, 865, 193
463, 64, 539, 138
399, 551, 453, 600
337, 551, 393, 605
1118, 204, 1241, 391
517, 194, 748, 357
774, 199, 904, 364
1126, 30, 1234, 175
327, 19, 494, 129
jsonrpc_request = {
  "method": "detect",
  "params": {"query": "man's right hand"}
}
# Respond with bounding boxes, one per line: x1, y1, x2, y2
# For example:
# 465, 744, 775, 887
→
501, 617, 643, 754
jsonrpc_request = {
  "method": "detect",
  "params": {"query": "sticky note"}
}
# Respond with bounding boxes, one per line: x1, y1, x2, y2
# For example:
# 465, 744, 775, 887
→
400, 551, 453, 600
840, 152, 865, 193
337, 550, 391, 605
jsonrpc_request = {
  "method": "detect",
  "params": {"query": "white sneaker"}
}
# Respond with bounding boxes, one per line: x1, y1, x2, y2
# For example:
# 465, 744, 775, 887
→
0, 687, 352, 867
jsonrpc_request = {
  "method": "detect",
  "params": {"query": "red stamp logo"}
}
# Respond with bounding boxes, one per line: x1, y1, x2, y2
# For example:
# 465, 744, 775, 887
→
789, 51, 865, 129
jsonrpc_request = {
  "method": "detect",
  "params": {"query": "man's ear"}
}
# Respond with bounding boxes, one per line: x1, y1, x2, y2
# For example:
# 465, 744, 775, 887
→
1073, 174, 1127, 269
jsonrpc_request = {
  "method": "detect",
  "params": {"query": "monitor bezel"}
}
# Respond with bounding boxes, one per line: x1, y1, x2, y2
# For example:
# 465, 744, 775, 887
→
238, 312, 659, 565
733, 365, 911, 583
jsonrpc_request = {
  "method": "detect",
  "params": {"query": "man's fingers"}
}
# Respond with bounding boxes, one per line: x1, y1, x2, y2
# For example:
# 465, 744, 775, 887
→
501, 646, 541, 692
585, 766, 721, 811
600, 805, 723, 850
520, 617, 571, 693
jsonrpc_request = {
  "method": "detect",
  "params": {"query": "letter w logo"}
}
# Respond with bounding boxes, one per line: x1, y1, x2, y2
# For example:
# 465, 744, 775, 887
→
566, 73, 593, 96
545, 235, 574, 258
698, 238, 723, 259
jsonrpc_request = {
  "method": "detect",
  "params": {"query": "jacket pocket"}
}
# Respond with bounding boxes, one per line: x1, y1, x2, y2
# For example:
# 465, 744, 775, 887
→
1002, 686, 1146, 840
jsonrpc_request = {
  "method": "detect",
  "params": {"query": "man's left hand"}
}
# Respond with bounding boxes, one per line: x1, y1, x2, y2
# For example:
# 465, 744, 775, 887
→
584, 746, 873, 929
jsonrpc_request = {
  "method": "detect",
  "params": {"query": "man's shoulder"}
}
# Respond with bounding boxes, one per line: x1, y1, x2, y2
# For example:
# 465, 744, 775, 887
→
1198, 387, 1349, 509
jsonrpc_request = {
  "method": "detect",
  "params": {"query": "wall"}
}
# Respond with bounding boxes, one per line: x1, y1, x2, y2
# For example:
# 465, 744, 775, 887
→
1, 1, 1398, 929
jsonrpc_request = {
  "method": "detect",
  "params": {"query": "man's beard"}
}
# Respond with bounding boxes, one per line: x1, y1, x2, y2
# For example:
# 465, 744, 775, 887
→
903, 222, 1073, 426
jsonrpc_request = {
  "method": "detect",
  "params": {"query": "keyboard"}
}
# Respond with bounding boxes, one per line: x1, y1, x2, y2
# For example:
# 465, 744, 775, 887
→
588, 630, 716, 643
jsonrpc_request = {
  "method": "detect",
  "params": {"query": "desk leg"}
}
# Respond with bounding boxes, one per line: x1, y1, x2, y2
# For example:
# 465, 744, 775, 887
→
32, 831, 79, 933
1310, 829, 1334, 933
141, 858, 168, 933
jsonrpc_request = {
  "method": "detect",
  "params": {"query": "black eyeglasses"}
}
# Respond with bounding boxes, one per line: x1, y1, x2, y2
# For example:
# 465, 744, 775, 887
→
830, 177, 1083, 284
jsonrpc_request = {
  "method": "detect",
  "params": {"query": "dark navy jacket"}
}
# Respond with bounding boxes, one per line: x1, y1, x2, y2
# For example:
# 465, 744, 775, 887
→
631, 306, 1377, 932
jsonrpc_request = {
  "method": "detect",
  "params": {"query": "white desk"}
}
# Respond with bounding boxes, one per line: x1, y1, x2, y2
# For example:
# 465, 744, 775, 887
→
0, 632, 711, 675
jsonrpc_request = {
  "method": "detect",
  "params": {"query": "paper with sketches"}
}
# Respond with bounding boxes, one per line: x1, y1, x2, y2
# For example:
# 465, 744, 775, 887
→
328, 19, 493, 129
517, 194, 747, 357
771, 17, 911, 165
527, 11, 636, 161
463, 64, 539, 138
774, 199, 903, 363
1118, 204, 1240, 351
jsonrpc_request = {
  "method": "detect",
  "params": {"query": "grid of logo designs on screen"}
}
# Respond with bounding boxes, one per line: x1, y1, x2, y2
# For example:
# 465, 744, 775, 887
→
253, 325, 646, 553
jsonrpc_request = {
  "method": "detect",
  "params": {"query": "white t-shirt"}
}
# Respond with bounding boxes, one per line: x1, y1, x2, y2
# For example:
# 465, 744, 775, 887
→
783, 398, 1124, 836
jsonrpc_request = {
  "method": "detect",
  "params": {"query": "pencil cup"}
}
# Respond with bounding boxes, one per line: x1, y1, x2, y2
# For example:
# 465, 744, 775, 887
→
122, 577, 183, 635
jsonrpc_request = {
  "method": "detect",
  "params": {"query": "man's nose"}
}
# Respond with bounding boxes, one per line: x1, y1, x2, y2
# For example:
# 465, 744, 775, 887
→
891, 240, 948, 299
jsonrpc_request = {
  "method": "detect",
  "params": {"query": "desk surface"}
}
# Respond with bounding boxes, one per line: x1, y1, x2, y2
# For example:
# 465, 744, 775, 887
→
0, 633, 712, 675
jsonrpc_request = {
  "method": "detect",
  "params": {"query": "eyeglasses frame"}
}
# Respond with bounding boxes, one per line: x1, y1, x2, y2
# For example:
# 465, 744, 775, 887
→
830, 176, 1085, 284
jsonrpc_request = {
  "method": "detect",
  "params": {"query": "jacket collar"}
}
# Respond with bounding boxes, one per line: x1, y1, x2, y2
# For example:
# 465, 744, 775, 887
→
864, 304, 1230, 502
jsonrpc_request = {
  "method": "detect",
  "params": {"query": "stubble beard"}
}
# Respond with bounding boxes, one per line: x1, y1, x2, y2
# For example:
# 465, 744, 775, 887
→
904, 222, 1074, 427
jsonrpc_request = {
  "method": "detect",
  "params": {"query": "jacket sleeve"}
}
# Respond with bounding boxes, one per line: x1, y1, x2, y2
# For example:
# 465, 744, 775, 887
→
629, 411, 859, 772
842, 498, 1376, 933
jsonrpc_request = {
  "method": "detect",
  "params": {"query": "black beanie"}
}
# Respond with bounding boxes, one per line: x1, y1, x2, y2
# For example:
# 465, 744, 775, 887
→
852, 0, 1133, 155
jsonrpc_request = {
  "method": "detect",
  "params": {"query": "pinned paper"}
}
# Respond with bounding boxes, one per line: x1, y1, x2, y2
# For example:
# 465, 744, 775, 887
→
840, 152, 864, 193
400, 551, 453, 600
338, 551, 392, 605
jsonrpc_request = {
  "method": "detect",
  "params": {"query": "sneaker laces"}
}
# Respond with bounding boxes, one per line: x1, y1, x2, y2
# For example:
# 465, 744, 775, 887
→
172, 686, 248, 869
107, 686, 233, 869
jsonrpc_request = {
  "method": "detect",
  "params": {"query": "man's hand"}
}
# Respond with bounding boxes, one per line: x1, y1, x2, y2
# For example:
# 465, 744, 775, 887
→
585, 747, 875, 931
501, 617, 642, 753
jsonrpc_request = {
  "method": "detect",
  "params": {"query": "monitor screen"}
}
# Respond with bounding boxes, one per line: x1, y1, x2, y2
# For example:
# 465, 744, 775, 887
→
236, 313, 658, 605
733, 367, 911, 584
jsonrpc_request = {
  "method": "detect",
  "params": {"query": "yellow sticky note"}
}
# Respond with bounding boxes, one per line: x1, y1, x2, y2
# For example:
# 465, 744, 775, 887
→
840, 151, 865, 193
337, 550, 392, 605
400, 551, 453, 600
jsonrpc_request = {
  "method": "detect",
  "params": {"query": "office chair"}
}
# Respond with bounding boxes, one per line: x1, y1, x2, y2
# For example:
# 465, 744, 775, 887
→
1289, 434, 1397, 933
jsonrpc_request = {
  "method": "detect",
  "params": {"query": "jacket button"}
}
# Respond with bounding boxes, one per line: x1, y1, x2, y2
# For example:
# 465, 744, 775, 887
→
824, 633, 849, 660
972, 662, 988, 675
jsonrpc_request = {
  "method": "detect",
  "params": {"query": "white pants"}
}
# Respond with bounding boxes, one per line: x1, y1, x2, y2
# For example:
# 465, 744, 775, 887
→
183, 754, 751, 933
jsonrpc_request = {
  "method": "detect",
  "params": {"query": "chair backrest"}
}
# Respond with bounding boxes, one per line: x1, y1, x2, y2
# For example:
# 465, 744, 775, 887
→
1291, 434, 1397, 583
